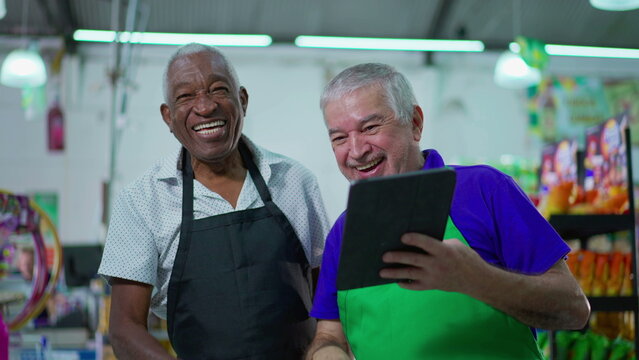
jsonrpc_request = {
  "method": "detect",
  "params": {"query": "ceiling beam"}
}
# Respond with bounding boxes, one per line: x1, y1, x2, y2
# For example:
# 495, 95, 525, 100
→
425, 0, 455, 65
33, 0, 78, 53
33, 0, 55, 33
57, 0, 79, 54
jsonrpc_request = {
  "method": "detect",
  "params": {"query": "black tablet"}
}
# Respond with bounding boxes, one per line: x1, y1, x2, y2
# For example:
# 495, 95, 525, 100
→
336, 168, 456, 291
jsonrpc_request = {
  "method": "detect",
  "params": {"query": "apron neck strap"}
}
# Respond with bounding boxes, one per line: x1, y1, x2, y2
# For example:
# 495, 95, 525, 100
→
182, 139, 274, 206
238, 139, 273, 204
181, 148, 194, 221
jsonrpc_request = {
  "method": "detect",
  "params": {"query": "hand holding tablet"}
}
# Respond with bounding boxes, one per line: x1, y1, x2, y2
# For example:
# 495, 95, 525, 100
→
337, 168, 456, 290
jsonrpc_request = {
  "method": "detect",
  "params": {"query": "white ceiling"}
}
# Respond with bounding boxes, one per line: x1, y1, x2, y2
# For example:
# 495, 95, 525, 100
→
1, 0, 638, 54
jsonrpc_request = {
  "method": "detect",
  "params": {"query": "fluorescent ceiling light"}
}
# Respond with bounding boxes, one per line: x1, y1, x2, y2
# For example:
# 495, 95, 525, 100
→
509, 41, 639, 59
73, 29, 272, 47
545, 44, 639, 59
295, 35, 485, 52
1, 49, 47, 88
493, 51, 541, 89
590, 0, 639, 11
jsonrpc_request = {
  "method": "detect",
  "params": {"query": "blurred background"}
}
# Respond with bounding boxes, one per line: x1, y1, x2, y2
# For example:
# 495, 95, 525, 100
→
0, 0, 639, 359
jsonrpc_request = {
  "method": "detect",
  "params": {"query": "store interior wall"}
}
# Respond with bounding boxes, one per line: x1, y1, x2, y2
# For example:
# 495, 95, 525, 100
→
1, 44, 639, 243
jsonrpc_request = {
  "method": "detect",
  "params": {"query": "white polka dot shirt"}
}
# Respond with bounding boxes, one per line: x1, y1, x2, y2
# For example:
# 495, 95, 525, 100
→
98, 136, 330, 319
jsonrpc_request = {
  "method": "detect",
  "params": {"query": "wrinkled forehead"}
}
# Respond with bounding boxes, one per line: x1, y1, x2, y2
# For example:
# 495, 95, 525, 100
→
324, 84, 389, 114
167, 52, 233, 86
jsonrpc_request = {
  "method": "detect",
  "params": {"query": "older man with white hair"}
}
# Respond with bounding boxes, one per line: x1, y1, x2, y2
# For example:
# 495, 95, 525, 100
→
99, 43, 329, 360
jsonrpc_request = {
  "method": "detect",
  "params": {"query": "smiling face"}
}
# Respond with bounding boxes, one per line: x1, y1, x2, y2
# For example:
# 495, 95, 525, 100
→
160, 51, 248, 165
324, 84, 424, 182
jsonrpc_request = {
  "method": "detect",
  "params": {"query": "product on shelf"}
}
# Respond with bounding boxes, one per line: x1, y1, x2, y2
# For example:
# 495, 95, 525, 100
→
567, 248, 581, 277
546, 328, 635, 360
578, 250, 596, 296
621, 253, 634, 297
537, 112, 631, 217
592, 253, 610, 297
565, 232, 633, 298
537, 139, 578, 218
583, 113, 630, 215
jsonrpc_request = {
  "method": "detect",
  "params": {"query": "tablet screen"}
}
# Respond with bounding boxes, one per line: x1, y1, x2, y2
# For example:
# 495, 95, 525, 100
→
337, 168, 456, 290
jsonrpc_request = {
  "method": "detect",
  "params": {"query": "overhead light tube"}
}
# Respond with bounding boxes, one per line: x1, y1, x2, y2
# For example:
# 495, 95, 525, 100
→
73, 30, 272, 47
545, 44, 639, 59
510, 41, 639, 59
294, 35, 485, 52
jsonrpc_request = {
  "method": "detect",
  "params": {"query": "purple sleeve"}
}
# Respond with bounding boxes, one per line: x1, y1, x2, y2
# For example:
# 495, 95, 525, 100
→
309, 213, 346, 319
491, 174, 570, 274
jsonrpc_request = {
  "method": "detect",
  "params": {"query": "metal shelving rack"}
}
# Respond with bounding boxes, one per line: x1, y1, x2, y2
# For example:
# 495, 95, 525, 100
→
547, 127, 638, 357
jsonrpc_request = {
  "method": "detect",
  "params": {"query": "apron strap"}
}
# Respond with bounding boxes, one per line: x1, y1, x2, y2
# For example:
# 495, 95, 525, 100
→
167, 148, 195, 320
238, 139, 273, 203
238, 139, 300, 242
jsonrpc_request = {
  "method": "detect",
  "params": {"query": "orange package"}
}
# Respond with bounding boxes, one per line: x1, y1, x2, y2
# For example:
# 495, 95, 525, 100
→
620, 253, 633, 296
578, 250, 596, 295
566, 250, 581, 277
591, 253, 610, 297
606, 251, 626, 296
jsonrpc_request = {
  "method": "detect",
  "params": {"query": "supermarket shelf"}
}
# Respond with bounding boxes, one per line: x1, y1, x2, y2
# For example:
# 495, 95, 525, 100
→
549, 214, 634, 239
588, 296, 638, 312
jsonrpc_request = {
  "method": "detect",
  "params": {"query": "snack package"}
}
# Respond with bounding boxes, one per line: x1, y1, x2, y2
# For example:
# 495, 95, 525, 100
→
588, 331, 610, 360
579, 250, 596, 295
591, 312, 623, 340
566, 249, 581, 278
570, 332, 591, 360
592, 253, 610, 296
621, 311, 635, 341
607, 252, 626, 297
620, 253, 633, 297
554, 331, 580, 360
607, 337, 633, 360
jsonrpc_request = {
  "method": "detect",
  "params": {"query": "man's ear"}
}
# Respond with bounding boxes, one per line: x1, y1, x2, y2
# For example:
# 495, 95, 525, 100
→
239, 86, 249, 115
411, 105, 424, 142
160, 103, 173, 132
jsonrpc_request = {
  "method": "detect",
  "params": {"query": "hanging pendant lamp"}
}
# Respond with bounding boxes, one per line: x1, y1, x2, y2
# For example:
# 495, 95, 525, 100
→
0, 48, 47, 88
590, 0, 639, 11
494, 50, 541, 89
0, 0, 47, 88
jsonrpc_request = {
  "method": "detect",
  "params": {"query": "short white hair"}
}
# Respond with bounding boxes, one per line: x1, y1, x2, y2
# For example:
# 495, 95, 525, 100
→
162, 43, 240, 104
320, 63, 417, 125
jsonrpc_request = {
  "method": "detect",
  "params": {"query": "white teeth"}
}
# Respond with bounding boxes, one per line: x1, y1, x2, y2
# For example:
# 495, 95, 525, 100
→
198, 128, 221, 135
193, 121, 225, 131
356, 158, 382, 171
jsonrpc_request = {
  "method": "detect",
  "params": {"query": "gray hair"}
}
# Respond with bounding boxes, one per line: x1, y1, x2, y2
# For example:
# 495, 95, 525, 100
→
320, 63, 417, 124
162, 43, 240, 103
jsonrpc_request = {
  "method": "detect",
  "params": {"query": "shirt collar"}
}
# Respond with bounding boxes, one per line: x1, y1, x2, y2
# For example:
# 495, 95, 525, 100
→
155, 135, 284, 184
421, 149, 446, 170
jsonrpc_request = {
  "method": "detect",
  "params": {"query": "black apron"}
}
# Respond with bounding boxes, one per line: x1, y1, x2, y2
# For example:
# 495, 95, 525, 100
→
167, 140, 315, 360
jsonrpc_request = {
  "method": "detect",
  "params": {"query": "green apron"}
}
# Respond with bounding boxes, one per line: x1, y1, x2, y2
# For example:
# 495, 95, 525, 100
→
337, 217, 543, 359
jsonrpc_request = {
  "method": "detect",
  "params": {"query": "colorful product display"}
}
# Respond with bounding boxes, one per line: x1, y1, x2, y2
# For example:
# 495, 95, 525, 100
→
0, 191, 62, 331
582, 113, 630, 215
540, 329, 635, 360
537, 139, 578, 218
549, 232, 636, 359
537, 112, 630, 218
565, 232, 633, 297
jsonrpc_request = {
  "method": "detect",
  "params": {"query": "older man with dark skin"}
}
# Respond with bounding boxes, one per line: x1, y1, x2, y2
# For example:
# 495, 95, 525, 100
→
99, 44, 329, 359
305, 63, 590, 360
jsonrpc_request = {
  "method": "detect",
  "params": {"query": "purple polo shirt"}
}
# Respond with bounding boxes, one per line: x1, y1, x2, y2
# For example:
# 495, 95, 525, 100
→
310, 149, 570, 320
